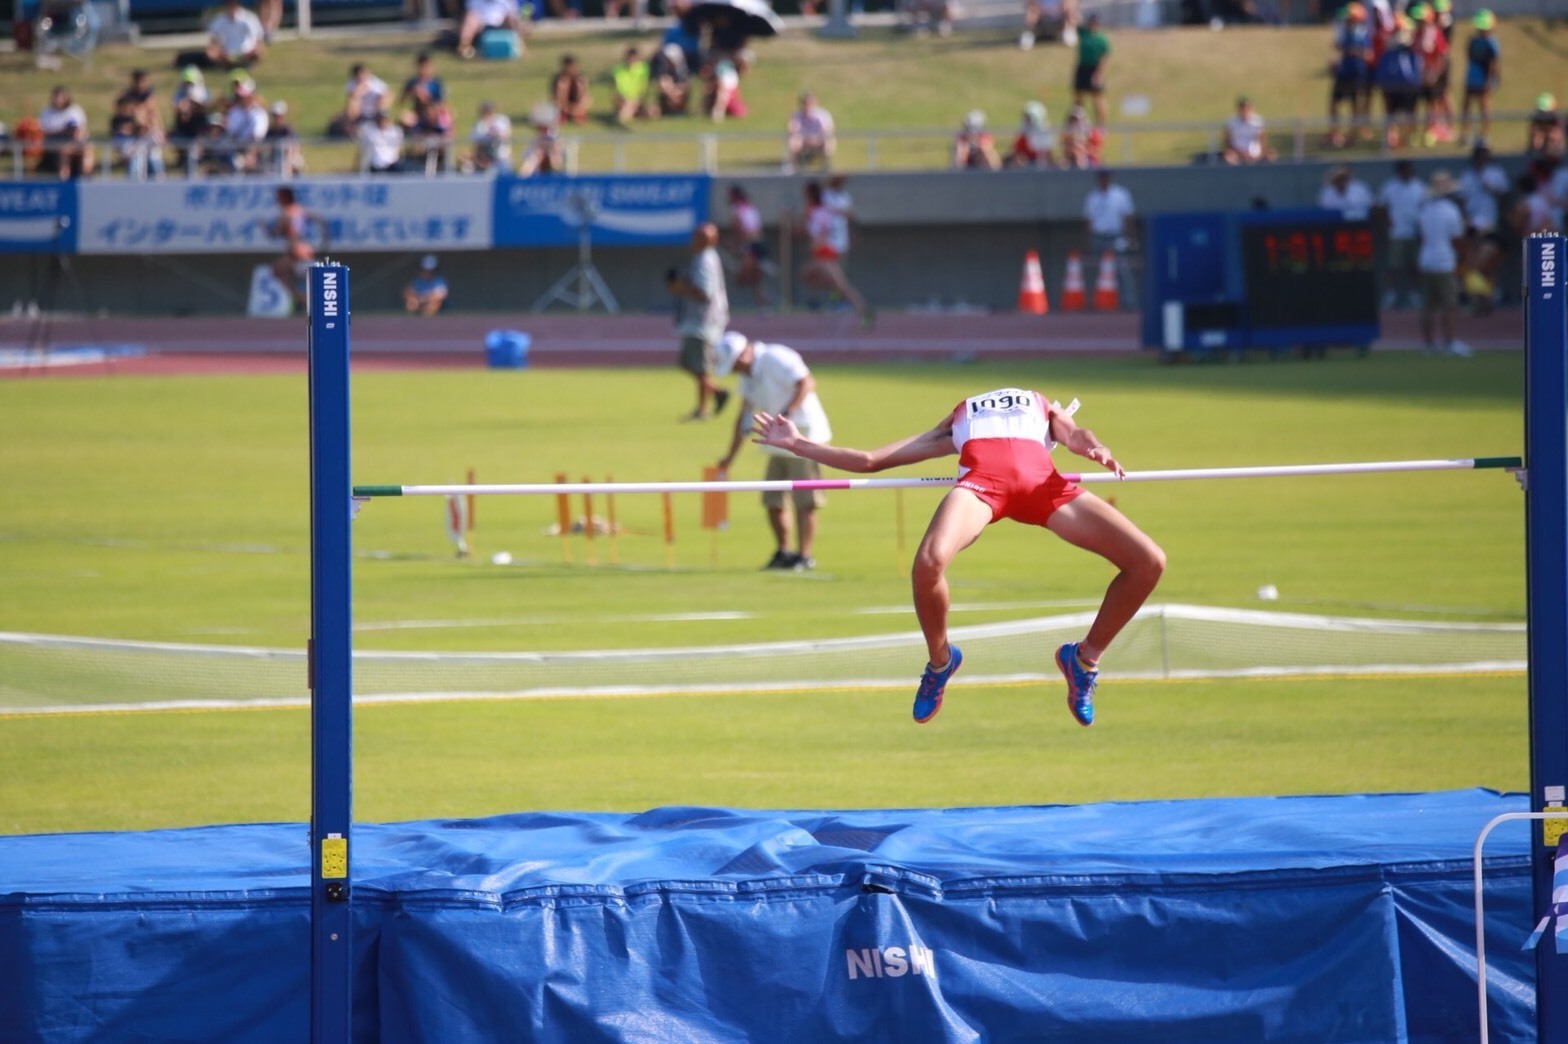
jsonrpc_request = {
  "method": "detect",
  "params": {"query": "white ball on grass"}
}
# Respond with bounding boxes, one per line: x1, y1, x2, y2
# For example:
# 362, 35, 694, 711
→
1256, 584, 1279, 601
491, 551, 513, 566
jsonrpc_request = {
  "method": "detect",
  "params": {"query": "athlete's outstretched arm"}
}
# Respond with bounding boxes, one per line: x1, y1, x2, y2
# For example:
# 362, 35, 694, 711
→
1048, 403, 1126, 479
751, 413, 955, 473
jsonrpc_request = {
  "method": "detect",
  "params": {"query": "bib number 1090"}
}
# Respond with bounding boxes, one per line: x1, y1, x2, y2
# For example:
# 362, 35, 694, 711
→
969, 391, 1032, 414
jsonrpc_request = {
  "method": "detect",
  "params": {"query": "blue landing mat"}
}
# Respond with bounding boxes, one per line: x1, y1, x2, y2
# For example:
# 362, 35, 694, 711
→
0, 788, 1537, 1043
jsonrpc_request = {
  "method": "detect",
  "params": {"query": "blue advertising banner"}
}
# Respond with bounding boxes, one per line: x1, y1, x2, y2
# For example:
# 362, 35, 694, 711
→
0, 182, 77, 254
492, 175, 709, 248
77, 179, 492, 255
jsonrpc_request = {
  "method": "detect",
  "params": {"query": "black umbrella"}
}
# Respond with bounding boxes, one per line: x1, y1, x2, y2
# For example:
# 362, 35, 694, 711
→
682, 0, 784, 39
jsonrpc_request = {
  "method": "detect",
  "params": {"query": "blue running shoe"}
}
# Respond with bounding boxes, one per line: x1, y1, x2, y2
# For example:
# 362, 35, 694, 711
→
912, 645, 963, 724
1056, 643, 1097, 727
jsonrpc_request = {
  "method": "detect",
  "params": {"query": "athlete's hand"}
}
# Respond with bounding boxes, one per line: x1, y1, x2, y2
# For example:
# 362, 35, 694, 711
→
1086, 445, 1126, 480
750, 411, 799, 449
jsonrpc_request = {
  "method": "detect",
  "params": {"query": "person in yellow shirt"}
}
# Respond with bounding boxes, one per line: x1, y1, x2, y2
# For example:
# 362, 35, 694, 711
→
611, 46, 651, 125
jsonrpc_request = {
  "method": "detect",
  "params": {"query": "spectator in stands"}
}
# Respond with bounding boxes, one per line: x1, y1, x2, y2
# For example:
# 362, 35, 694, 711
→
1416, 170, 1471, 357
785, 92, 835, 173
951, 110, 1001, 171
457, 0, 524, 61
1020, 0, 1079, 50
265, 99, 302, 177
203, 0, 265, 69
169, 66, 211, 172
551, 54, 591, 125
800, 180, 871, 327
221, 78, 270, 173
1084, 168, 1136, 309
1410, 3, 1452, 145
357, 109, 406, 174
398, 51, 451, 151
118, 69, 160, 135
108, 96, 152, 179
902, 0, 954, 38
1060, 104, 1097, 169
1457, 143, 1508, 313
701, 58, 744, 123
1457, 9, 1499, 147
727, 185, 770, 311
399, 57, 452, 172
1374, 21, 1421, 150
403, 255, 449, 316
516, 106, 563, 177
462, 100, 512, 173
1526, 94, 1564, 162
256, 0, 280, 41
114, 69, 166, 179
1072, 14, 1110, 127
1376, 159, 1425, 309
603, 0, 648, 25
649, 43, 691, 117
1006, 101, 1057, 168
1326, 2, 1373, 148
610, 46, 651, 126
1319, 164, 1373, 220
1221, 96, 1275, 165
333, 63, 389, 138
660, 5, 703, 71
35, 86, 94, 180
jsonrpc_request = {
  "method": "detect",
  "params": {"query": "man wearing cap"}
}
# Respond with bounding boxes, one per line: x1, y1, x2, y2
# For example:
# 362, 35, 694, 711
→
713, 332, 833, 571
1415, 170, 1471, 357
403, 256, 449, 317
204, 0, 265, 68
1458, 9, 1499, 146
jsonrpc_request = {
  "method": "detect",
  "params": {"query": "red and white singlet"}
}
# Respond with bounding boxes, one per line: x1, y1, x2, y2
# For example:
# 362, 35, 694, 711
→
947, 387, 1082, 526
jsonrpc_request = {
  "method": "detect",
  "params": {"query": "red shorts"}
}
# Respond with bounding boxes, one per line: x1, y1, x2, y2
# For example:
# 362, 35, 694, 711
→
954, 442, 1083, 527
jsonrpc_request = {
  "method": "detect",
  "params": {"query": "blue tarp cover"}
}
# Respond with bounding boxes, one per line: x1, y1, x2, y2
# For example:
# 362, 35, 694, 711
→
0, 789, 1537, 1043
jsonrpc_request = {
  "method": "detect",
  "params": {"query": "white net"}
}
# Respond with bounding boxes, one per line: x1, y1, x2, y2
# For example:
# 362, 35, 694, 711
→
0, 605, 1526, 715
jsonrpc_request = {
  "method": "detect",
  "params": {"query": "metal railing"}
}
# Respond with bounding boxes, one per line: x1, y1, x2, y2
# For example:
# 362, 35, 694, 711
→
0, 110, 1546, 180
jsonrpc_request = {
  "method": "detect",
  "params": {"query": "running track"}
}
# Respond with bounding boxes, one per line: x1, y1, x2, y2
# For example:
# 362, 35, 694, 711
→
0, 309, 1525, 378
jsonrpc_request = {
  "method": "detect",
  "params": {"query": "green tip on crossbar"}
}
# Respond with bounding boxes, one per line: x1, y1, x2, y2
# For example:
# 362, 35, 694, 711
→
352, 485, 404, 497
1472, 457, 1524, 470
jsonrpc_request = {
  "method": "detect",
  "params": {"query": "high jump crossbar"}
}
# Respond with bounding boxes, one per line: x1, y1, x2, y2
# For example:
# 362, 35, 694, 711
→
351, 457, 1522, 499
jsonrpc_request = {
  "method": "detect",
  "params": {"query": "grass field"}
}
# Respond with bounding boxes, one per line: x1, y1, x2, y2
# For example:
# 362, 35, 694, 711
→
0, 351, 1530, 835
3, 17, 1566, 171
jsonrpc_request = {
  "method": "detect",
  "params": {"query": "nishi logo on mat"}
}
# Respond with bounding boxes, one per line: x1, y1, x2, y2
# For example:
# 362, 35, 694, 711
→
845, 945, 937, 980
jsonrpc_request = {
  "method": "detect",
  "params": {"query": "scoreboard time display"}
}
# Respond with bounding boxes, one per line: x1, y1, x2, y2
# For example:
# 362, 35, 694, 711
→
1239, 218, 1379, 335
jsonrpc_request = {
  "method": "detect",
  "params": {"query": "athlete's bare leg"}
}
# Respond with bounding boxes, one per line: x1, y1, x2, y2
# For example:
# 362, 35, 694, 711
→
1045, 491, 1165, 662
910, 489, 993, 667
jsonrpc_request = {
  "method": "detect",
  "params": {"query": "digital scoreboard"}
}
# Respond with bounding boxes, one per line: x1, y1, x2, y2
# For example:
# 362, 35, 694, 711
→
1142, 209, 1382, 356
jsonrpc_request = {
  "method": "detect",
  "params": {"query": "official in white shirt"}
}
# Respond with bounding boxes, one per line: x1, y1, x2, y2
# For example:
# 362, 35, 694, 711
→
1416, 170, 1472, 357
1318, 164, 1374, 221
1083, 169, 1137, 310
1375, 159, 1427, 309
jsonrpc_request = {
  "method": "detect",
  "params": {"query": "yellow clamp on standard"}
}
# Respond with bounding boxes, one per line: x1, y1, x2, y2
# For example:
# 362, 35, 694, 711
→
321, 835, 348, 879
1543, 806, 1568, 847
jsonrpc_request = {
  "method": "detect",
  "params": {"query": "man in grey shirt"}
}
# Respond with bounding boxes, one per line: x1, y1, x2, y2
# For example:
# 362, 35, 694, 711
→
667, 222, 731, 421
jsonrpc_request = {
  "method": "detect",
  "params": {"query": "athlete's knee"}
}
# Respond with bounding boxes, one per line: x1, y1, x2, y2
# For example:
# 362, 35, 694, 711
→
1131, 540, 1167, 586
911, 543, 949, 587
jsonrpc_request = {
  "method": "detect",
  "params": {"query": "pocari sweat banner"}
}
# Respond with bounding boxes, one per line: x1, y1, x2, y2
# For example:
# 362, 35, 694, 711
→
492, 175, 709, 248
0, 182, 77, 254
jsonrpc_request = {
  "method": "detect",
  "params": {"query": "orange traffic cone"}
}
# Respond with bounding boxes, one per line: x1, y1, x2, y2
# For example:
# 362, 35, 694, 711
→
1092, 250, 1120, 311
1017, 250, 1048, 315
1060, 251, 1086, 311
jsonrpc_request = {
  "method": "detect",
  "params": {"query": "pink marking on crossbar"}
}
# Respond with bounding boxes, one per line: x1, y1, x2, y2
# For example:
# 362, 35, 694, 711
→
792, 480, 856, 490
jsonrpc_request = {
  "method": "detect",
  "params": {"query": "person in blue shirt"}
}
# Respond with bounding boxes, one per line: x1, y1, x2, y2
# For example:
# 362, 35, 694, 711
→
402, 255, 449, 316
1375, 21, 1422, 150
1327, 3, 1374, 148
1458, 9, 1499, 146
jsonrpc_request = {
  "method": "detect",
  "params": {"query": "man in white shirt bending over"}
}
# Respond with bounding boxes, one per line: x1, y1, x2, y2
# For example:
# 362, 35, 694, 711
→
1221, 96, 1275, 165
1318, 164, 1374, 221
714, 332, 833, 571
785, 92, 836, 173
